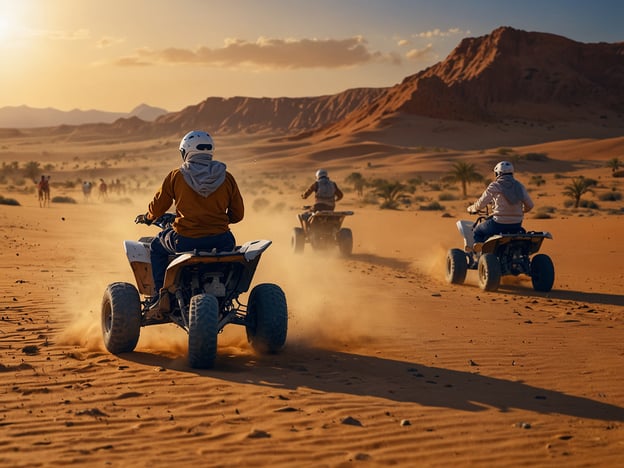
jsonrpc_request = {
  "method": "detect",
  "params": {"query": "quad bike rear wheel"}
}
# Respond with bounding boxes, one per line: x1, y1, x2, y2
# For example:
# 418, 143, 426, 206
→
478, 253, 502, 291
291, 227, 305, 254
188, 293, 219, 369
337, 228, 353, 257
445, 248, 468, 284
530, 254, 555, 292
101, 282, 141, 354
246, 283, 288, 354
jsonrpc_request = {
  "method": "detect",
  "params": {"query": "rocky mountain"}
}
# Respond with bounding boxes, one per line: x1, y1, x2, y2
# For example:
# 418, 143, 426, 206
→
150, 87, 387, 135
0, 103, 168, 128
326, 26, 624, 133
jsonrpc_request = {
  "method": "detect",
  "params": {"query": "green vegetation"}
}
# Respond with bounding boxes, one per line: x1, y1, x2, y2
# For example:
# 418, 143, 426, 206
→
563, 177, 598, 208
447, 161, 483, 199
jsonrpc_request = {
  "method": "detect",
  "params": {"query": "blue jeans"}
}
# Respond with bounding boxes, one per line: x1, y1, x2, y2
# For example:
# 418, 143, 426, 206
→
150, 228, 236, 293
473, 218, 523, 243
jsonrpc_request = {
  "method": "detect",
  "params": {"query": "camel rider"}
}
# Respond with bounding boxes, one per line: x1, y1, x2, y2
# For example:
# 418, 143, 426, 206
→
135, 130, 244, 307
467, 161, 534, 251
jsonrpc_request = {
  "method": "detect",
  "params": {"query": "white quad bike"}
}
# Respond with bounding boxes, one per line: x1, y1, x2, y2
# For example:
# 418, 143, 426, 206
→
446, 210, 554, 292
101, 213, 288, 369
292, 205, 354, 256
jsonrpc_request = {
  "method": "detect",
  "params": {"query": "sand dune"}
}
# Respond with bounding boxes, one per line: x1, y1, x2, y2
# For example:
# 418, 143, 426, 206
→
1, 130, 623, 467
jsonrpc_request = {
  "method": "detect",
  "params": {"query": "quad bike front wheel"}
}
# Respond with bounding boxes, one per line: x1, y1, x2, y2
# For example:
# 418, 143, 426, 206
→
530, 254, 555, 292
337, 228, 353, 257
188, 293, 219, 369
446, 248, 468, 284
246, 283, 288, 354
291, 227, 305, 254
478, 253, 502, 291
101, 282, 141, 354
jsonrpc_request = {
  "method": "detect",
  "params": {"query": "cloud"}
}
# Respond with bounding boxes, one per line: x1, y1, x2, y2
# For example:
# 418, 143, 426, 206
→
97, 35, 125, 48
405, 43, 434, 61
114, 36, 400, 69
415, 28, 467, 39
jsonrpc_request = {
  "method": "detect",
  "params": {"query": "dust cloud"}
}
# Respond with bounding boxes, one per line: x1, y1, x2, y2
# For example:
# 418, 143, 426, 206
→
56, 194, 420, 361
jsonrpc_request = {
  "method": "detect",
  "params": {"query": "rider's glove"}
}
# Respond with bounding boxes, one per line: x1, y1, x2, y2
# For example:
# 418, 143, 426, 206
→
135, 213, 152, 225
467, 205, 476, 214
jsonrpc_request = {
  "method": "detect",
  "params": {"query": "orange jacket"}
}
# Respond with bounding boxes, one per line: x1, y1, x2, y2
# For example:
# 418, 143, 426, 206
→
148, 169, 244, 238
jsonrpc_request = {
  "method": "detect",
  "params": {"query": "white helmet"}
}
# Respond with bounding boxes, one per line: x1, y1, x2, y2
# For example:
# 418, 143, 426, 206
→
315, 169, 328, 180
494, 161, 514, 176
179, 130, 214, 161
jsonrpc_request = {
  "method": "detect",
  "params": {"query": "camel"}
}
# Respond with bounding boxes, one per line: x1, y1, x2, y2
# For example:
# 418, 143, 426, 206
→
98, 178, 108, 200
37, 175, 50, 208
82, 181, 93, 202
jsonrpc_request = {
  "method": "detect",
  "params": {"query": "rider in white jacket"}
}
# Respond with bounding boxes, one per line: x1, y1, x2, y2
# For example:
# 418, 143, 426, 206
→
468, 161, 534, 248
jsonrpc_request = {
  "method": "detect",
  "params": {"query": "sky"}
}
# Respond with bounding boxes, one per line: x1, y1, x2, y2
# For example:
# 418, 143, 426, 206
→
0, 0, 622, 113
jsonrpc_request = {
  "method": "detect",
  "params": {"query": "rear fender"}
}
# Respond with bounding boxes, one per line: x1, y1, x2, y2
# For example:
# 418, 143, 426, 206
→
162, 240, 272, 293
482, 232, 552, 255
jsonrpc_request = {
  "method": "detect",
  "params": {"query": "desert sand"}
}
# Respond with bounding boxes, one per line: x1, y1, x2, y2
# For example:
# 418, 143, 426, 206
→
1, 128, 623, 468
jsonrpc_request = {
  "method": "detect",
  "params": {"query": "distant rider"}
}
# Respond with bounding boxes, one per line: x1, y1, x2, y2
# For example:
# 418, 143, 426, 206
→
467, 161, 534, 249
301, 169, 344, 212
135, 130, 244, 306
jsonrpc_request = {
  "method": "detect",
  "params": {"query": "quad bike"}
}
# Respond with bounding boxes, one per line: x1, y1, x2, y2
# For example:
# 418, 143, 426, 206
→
292, 206, 354, 256
445, 209, 554, 292
101, 213, 288, 369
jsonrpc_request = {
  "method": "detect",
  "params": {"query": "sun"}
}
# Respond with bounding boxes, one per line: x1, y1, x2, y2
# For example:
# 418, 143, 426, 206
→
0, 16, 13, 40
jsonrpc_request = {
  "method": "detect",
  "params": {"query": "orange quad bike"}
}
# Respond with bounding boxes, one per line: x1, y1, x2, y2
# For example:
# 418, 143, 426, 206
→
446, 210, 554, 292
101, 213, 288, 369
292, 205, 354, 256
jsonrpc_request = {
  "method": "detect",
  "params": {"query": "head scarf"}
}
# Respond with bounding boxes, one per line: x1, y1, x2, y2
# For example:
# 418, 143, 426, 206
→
179, 153, 226, 197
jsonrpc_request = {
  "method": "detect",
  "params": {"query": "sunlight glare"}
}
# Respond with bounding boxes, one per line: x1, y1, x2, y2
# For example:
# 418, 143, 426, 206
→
0, 16, 10, 39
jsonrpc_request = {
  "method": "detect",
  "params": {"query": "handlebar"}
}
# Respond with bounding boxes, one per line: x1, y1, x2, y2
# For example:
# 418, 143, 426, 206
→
135, 212, 176, 229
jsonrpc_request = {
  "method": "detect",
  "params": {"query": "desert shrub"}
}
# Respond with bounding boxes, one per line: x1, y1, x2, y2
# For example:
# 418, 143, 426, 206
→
598, 190, 622, 201
51, 196, 77, 204
538, 205, 557, 214
419, 201, 444, 211
252, 197, 271, 212
426, 183, 441, 191
529, 175, 546, 186
0, 195, 20, 206
523, 152, 549, 161
533, 206, 556, 219
438, 192, 459, 201
613, 170, 624, 178
273, 202, 286, 212
579, 200, 599, 209
362, 192, 379, 205
497, 147, 514, 155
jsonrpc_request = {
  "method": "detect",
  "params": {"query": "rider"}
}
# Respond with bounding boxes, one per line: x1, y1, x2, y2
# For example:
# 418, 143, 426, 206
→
135, 130, 244, 306
467, 161, 534, 250
301, 169, 344, 213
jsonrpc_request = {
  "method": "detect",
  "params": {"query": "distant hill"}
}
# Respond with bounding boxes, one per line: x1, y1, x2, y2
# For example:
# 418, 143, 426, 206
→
7, 26, 624, 148
0, 103, 168, 128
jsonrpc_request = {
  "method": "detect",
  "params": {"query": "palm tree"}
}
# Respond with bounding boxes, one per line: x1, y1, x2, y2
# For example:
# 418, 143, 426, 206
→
345, 172, 366, 197
563, 177, 595, 208
448, 161, 483, 199
372, 179, 411, 209
606, 157, 622, 173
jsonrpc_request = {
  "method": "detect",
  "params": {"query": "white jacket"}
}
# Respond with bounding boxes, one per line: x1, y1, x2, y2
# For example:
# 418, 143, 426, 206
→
469, 175, 534, 224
